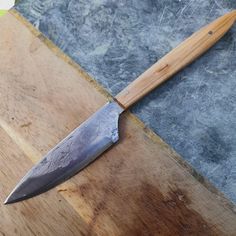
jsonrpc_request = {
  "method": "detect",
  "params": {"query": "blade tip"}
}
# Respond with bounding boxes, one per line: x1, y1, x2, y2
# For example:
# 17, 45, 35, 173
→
4, 193, 21, 205
4, 196, 12, 205
4, 200, 10, 205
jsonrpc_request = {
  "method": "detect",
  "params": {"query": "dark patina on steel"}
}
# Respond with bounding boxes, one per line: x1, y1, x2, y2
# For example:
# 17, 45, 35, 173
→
5, 101, 123, 204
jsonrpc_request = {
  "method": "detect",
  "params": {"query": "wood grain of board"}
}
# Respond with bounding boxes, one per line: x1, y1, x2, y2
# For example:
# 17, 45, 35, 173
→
0, 11, 235, 236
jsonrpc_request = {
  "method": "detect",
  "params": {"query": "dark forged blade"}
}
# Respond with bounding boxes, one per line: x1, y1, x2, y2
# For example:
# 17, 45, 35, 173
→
5, 101, 124, 204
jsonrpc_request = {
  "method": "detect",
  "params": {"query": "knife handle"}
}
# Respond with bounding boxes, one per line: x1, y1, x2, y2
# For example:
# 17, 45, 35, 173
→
115, 10, 236, 109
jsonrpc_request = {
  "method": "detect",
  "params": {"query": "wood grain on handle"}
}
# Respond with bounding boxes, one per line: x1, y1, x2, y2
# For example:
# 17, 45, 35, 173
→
115, 10, 236, 109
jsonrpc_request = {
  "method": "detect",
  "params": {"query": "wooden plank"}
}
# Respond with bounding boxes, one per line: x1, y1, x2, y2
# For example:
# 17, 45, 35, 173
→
0, 11, 235, 235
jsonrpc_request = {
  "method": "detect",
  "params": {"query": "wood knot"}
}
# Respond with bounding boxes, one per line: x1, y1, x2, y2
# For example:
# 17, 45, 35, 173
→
156, 63, 169, 73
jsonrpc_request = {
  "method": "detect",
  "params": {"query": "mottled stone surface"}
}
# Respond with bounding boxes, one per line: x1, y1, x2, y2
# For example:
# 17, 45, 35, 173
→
15, 0, 236, 203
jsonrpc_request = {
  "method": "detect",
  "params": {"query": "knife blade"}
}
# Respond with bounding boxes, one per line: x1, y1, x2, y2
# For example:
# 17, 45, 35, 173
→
5, 10, 236, 204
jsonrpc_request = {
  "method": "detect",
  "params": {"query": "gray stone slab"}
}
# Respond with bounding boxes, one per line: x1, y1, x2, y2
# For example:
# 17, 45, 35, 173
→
15, 0, 236, 203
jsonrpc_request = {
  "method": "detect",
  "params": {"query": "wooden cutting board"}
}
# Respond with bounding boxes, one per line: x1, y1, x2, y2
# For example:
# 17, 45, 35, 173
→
0, 10, 236, 236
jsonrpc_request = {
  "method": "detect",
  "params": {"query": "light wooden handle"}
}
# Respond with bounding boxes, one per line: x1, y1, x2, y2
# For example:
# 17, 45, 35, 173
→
115, 10, 236, 109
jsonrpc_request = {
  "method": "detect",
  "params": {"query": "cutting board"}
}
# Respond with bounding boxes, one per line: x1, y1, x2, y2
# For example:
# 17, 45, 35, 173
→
0, 11, 236, 236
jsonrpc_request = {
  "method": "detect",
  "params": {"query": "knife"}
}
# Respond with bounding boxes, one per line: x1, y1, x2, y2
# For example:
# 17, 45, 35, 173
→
5, 11, 236, 204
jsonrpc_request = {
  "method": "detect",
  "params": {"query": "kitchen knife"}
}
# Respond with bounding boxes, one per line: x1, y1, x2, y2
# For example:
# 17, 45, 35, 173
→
5, 10, 236, 204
